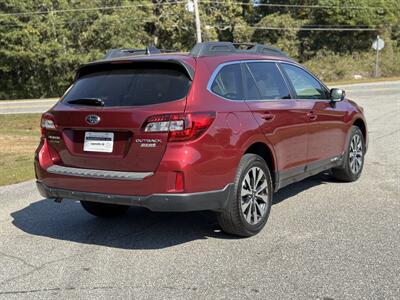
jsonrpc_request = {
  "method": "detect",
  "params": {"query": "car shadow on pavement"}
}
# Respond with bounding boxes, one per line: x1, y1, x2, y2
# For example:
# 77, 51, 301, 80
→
11, 173, 334, 250
273, 172, 332, 205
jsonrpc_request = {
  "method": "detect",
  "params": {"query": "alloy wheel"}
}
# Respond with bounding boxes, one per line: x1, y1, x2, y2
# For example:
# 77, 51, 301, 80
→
240, 167, 269, 225
349, 134, 363, 174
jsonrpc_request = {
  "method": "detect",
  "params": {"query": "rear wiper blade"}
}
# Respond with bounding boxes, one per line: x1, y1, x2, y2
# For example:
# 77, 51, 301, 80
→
67, 98, 104, 106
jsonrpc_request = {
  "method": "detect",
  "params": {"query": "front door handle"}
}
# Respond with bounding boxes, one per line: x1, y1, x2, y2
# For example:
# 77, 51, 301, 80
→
307, 111, 317, 121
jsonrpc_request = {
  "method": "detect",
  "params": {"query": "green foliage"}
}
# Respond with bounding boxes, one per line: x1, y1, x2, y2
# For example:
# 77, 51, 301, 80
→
0, 0, 154, 99
253, 13, 305, 59
200, 0, 251, 42
153, 2, 196, 51
0, 0, 399, 99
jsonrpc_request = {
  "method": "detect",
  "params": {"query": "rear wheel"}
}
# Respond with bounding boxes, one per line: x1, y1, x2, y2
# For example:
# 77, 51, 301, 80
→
218, 154, 273, 237
80, 201, 129, 218
332, 126, 365, 182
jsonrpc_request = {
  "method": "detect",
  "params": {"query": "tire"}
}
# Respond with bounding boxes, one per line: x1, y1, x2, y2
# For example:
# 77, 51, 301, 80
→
218, 154, 273, 237
80, 201, 129, 218
331, 126, 365, 182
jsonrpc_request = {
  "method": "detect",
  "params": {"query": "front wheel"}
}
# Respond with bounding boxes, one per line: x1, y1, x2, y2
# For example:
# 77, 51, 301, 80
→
81, 201, 129, 218
218, 154, 273, 237
332, 126, 365, 182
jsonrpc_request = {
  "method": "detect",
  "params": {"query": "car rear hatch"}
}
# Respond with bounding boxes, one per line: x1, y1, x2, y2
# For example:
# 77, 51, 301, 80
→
43, 59, 194, 172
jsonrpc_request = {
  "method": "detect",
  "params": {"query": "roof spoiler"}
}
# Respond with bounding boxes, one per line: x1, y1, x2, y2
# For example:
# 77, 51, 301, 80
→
104, 46, 176, 59
75, 59, 195, 81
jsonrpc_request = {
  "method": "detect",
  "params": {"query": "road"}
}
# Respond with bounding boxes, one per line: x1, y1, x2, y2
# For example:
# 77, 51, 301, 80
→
0, 99, 58, 114
0, 81, 399, 299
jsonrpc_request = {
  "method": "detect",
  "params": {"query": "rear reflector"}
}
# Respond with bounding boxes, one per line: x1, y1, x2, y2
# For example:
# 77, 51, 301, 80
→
143, 112, 215, 142
175, 171, 184, 192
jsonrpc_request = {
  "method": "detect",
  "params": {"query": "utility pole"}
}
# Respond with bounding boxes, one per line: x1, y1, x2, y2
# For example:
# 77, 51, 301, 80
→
375, 41, 379, 77
193, 0, 202, 43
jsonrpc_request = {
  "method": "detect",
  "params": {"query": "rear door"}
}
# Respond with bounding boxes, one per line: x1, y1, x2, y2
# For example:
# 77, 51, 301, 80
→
47, 61, 192, 172
280, 63, 347, 164
243, 61, 309, 174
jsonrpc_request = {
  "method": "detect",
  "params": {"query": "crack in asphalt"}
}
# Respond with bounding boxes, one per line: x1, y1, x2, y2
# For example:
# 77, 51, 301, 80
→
0, 284, 276, 296
0, 251, 87, 286
375, 129, 400, 141
0, 284, 201, 296
0, 251, 37, 269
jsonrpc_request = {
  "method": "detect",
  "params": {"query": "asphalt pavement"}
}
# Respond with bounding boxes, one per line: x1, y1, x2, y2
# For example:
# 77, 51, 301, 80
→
0, 99, 58, 114
0, 81, 399, 299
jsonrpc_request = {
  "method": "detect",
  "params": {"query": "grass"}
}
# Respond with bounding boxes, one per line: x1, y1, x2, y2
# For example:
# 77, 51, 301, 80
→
0, 114, 41, 186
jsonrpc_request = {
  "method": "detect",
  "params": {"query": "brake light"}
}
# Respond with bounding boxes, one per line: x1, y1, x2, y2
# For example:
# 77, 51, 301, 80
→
143, 112, 215, 142
41, 113, 56, 136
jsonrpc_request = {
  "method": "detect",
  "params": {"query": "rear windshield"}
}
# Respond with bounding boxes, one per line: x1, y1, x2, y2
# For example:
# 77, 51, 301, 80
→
63, 64, 191, 106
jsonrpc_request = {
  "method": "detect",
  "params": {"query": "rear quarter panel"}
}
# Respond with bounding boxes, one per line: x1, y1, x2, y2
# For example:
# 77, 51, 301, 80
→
181, 58, 277, 192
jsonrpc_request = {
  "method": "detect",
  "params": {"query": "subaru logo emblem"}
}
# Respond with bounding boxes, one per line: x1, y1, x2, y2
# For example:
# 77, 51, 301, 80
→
86, 115, 100, 125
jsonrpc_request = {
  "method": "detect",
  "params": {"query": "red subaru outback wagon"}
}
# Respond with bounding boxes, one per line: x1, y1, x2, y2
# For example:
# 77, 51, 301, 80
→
35, 42, 367, 236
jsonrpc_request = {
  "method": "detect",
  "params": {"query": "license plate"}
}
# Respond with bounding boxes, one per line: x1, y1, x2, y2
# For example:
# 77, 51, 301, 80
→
83, 132, 114, 153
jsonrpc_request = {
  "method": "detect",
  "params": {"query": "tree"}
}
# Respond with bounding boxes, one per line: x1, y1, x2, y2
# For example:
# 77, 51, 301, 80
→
253, 13, 304, 59
0, 0, 154, 99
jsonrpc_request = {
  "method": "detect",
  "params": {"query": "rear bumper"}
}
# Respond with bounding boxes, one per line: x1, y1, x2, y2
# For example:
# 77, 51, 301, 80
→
36, 181, 233, 212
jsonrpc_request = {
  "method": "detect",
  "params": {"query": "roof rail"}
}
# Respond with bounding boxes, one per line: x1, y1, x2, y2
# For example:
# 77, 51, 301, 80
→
190, 42, 288, 58
104, 46, 176, 59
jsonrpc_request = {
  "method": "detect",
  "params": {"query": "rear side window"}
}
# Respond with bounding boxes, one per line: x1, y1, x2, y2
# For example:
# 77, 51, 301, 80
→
63, 65, 191, 106
245, 62, 291, 100
281, 64, 328, 99
210, 64, 243, 100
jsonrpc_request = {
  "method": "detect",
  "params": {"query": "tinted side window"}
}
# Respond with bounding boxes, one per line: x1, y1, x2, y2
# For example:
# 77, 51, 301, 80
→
246, 62, 291, 100
243, 66, 261, 100
211, 64, 243, 100
281, 64, 328, 99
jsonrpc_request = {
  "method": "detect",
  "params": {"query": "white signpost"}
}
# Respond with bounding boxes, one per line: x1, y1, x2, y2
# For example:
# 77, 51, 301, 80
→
372, 36, 384, 77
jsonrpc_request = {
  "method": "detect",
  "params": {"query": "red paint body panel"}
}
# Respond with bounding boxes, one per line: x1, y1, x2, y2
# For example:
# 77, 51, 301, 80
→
35, 53, 368, 198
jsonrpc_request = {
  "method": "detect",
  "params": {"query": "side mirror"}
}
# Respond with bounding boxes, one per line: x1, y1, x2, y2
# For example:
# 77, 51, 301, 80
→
330, 88, 345, 102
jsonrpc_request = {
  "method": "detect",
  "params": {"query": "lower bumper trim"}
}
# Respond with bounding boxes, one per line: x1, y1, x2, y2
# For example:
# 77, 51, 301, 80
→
36, 181, 233, 212
46, 165, 153, 181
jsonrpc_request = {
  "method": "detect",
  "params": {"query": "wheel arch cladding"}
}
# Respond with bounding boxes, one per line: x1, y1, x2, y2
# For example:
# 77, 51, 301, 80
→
353, 118, 366, 139
244, 142, 276, 185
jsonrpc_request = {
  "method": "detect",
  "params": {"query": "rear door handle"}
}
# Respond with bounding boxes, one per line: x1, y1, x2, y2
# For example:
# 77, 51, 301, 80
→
261, 112, 275, 121
307, 111, 317, 121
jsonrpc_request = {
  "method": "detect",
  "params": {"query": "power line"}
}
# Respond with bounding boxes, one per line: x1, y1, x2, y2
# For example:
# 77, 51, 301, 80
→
200, 1, 387, 11
0, 16, 164, 29
250, 26, 378, 31
0, 0, 390, 18
208, 25, 378, 31
0, 1, 187, 18
1, 17, 379, 32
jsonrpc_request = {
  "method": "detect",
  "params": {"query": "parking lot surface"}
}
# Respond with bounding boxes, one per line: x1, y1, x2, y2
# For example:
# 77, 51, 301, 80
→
0, 81, 399, 299
0, 99, 58, 114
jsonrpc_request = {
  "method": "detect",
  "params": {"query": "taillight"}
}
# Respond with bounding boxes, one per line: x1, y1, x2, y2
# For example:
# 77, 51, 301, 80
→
40, 113, 56, 136
143, 112, 215, 142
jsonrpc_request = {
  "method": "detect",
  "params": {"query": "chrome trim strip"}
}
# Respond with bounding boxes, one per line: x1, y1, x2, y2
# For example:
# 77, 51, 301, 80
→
47, 165, 153, 181
206, 59, 330, 102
